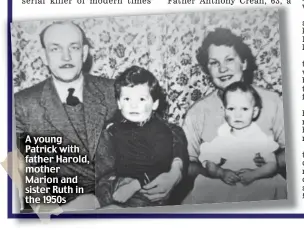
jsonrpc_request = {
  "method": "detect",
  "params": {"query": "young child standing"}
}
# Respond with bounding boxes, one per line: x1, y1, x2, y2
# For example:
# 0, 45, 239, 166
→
185, 81, 287, 204
96, 65, 185, 208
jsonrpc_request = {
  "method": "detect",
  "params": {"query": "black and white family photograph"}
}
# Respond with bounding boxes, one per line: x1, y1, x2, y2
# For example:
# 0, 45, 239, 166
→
11, 8, 287, 211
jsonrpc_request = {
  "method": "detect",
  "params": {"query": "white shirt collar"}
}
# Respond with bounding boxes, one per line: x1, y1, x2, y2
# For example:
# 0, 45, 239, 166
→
52, 75, 84, 104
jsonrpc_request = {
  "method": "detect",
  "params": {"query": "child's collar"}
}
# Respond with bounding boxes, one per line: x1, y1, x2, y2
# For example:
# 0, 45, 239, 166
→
120, 113, 154, 127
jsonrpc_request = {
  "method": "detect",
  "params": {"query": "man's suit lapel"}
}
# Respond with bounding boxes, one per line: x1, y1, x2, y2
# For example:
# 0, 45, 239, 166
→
83, 77, 108, 159
39, 78, 85, 149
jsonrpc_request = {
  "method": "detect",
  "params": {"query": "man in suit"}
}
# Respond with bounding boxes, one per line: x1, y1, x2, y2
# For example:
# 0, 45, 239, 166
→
14, 22, 187, 210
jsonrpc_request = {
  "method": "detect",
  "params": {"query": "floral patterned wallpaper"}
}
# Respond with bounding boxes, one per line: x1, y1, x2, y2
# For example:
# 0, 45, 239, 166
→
11, 9, 282, 126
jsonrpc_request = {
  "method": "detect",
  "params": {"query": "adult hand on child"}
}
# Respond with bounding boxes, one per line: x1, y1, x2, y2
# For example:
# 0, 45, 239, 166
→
140, 171, 181, 202
237, 168, 256, 186
220, 169, 240, 186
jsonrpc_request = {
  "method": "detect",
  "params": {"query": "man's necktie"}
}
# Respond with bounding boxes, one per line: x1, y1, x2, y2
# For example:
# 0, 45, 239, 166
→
66, 88, 80, 106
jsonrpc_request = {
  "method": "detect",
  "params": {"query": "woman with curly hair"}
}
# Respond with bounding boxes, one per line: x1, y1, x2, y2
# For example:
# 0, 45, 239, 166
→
182, 28, 286, 204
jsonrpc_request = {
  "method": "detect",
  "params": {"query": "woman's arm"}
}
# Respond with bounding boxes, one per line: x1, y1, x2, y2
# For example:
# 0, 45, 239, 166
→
205, 161, 240, 185
204, 161, 223, 178
182, 108, 204, 163
252, 162, 277, 179
238, 162, 277, 185
188, 160, 208, 179
167, 122, 189, 178
272, 96, 286, 172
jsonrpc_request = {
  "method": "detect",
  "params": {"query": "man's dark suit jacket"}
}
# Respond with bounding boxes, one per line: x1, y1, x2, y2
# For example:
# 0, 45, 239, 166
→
15, 74, 117, 205
14, 74, 189, 207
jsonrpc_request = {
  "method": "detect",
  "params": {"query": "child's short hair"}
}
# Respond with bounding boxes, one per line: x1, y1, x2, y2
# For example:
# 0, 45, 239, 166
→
222, 81, 262, 110
114, 65, 162, 102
